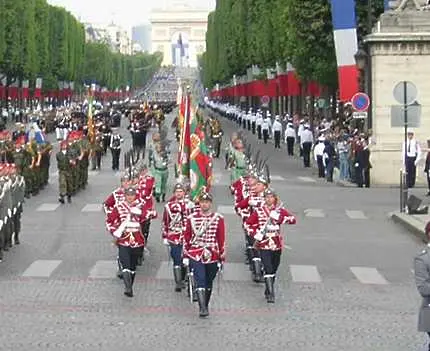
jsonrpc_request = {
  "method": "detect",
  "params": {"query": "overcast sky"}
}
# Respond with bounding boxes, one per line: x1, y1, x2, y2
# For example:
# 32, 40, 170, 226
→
47, 0, 215, 31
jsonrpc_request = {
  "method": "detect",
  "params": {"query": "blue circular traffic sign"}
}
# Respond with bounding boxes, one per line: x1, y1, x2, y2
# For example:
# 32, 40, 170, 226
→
351, 92, 370, 112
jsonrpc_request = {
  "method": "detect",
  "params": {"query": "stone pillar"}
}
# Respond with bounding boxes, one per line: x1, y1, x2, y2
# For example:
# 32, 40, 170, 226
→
365, 4, 430, 185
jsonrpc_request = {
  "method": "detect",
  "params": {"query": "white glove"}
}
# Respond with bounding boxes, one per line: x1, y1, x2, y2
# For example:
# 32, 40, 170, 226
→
217, 262, 223, 270
113, 228, 123, 238
270, 210, 280, 221
7, 208, 11, 217
17, 202, 21, 208
13, 207, 17, 215
0, 219, 3, 231
130, 207, 142, 216
254, 232, 264, 241
249, 199, 257, 206
355, 163, 359, 167
182, 258, 189, 266
163, 238, 169, 246
4, 216, 7, 224
414, 160, 419, 166
186, 201, 195, 210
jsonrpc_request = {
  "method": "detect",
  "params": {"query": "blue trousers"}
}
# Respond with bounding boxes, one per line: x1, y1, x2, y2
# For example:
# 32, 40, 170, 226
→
190, 260, 219, 289
170, 244, 183, 266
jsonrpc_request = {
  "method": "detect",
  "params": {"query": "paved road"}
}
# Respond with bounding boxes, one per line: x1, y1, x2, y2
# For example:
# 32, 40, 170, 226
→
0, 111, 426, 350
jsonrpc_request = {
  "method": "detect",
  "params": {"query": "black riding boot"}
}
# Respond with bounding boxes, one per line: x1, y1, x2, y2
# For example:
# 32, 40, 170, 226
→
58, 195, 65, 204
264, 275, 275, 303
196, 288, 209, 318
123, 271, 133, 297
173, 266, 183, 292
252, 257, 263, 282
205, 288, 212, 308
116, 257, 123, 279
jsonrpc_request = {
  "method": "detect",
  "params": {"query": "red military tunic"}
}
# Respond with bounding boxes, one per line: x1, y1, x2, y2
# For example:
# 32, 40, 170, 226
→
245, 205, 296, 251
232, 176, 250, 205
138, 175, 155, 197
162, 198, 194, 245
183, 211, 226, 264
103, 188, 125, 215
235, 192, 265, 221
106, 200, 157, 248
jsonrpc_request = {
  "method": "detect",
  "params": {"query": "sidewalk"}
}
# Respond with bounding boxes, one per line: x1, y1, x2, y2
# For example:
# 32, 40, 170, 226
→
391, 211, 429, 242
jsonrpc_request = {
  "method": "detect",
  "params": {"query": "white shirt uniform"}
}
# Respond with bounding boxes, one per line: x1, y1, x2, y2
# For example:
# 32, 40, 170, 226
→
261, 118, 270, 131
284, 127, 296, 142
402, 138, 421, 165
300, 129, 314, 146
256, 116, 263, 127
314, 142, 325, 160
272, 120, 282, 133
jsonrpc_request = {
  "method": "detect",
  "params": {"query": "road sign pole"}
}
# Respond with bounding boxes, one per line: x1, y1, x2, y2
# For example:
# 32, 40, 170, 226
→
402, 81, 408, 212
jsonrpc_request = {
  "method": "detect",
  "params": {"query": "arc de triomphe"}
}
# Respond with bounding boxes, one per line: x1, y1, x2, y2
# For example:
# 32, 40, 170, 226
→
150, 3, 210, 67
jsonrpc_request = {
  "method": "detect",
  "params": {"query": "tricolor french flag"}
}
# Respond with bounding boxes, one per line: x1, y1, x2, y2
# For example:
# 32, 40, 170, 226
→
330, 0, 359, 101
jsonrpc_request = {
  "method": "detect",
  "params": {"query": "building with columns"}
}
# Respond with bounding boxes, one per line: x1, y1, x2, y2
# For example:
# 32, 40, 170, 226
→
150, 1, 211, 67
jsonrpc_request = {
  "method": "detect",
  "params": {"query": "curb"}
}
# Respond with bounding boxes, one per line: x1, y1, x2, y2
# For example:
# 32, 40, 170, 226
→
390, 211, 427, 243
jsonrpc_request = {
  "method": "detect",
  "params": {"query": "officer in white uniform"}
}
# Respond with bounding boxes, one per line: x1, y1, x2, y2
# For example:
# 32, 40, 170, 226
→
402, 128, 421, 188
272, 116, 283, 149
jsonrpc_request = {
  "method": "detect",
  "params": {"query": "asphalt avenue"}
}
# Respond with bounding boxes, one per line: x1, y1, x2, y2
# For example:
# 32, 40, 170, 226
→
0, 111, 426, 351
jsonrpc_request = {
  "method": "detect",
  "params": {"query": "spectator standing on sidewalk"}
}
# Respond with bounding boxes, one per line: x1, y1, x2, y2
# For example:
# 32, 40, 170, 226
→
337, 134, 350, 181
284, 122, 296, 156
272, 116, 282, 149
301, 124, 313, 168
414, 222, 430, 350
323, 137, 336, 182
424, 139, 430, 196
355, 137, 371, 188
402, 128, 421, 188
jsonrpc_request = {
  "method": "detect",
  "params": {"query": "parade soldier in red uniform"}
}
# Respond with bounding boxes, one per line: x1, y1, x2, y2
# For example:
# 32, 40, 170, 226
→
136, 164, 155, 241
103, 173, 132, 215
183, 192, 225, 318
235, 174, 268, 280
162, 183, 195, 292
245, 188, 296, 303
106, 186, 157, 297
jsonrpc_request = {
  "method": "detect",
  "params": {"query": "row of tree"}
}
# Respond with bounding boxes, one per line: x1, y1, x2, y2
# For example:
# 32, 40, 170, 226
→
0, 0, 162, 92
201, 0, 385, 92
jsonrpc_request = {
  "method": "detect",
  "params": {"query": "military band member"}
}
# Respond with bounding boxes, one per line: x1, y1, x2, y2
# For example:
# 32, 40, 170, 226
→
162, 183, 195, 292
110, 129, 123, 171
150, 143, 169, 203
245, 189, 296, 303
230, 139, 247, 184
183, 192, 225, 318
106, 186, 157, 297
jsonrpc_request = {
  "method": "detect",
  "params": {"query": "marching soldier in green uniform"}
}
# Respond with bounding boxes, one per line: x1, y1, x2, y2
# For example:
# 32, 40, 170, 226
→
39, 142, 53, 188
12, 137, 32, 199
0, 167, 13, 252
150, 143, 169, 202
90, 133, 103, 171
56, 140, 74, 204
31, 142, 42, 196
230, 139, 247, 184
67, 133, 80, 195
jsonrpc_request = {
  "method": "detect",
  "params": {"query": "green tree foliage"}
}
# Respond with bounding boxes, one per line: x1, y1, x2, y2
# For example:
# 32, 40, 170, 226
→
0, 0, 162, 92
202, 0, 385, 91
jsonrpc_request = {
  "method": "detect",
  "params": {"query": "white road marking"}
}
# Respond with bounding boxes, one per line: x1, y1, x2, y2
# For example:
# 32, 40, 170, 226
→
289, 265, 322, 283
217, 205, 236, 214
350, 267, 389, 285
304, 209, 325, 218
297, 176, 316, 183
36, 203, 60, 212
89, 261, 118, 279
22, 260, 62, 278
221, 262, 250, 281
345, 210, 367, 219
271, 175, 285, 181
81, 204, 102, 212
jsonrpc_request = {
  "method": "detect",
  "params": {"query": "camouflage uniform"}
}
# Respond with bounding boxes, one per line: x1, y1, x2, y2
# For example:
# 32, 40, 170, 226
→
56, 149, 73, 203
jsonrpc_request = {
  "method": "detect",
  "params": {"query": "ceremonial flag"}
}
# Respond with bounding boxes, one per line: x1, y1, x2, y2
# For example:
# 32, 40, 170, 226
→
189, 107, 212, 200
178, 93, 191, 178
178, 34, 185, 57
87, 85, 96, 143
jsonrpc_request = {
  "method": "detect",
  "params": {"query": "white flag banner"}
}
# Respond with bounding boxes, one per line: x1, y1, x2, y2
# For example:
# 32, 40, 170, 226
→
69, 81, 74, 90
22, 80, 29, 88
35, 78, 43, 89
